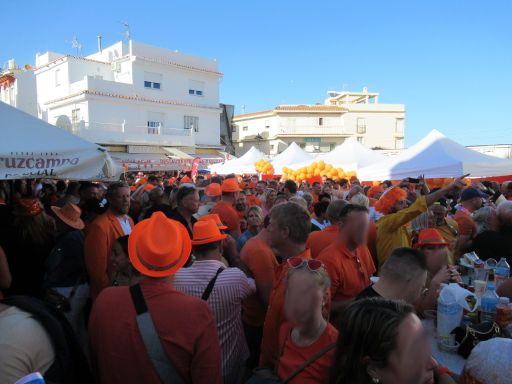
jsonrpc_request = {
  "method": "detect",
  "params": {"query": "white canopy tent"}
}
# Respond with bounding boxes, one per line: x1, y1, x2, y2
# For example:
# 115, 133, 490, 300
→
1, 101, 120, 180
271, 142, 314, 174
288, 137, 385, 171
209, 146, 266, 175
358, 130, 512, 181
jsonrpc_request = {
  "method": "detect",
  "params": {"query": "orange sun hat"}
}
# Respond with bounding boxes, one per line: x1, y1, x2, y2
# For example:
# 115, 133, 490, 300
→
180, 175, 192, 185
51, 203, 85, 230
128, 212, 191, 277
205, 183, 222, 197
191, 220, 227, 245
222, 178, 242, 193
415, 228, 449, 247
198, 213, 228, 230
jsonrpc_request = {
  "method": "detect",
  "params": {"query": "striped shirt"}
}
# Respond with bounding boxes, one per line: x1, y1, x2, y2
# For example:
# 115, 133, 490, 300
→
173, 259, 256, 382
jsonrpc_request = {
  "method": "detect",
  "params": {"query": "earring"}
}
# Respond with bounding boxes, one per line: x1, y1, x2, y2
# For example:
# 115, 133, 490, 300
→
372, 378, 380, 383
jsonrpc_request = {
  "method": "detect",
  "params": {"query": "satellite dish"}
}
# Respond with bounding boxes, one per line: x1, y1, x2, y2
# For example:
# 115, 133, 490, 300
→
55, 115, 73, 133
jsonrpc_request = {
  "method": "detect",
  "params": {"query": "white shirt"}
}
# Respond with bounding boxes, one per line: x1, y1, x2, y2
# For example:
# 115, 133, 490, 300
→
117, 216, 132, 235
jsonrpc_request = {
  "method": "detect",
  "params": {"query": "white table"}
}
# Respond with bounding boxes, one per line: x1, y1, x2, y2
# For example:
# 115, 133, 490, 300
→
422, 319, 466, 375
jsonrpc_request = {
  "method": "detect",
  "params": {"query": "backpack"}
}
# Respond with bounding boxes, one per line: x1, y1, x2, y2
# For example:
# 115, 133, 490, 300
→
1, 295, 93, 384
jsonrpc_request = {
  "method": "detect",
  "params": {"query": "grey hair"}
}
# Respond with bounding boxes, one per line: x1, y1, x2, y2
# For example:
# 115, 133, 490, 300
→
496, 201, 512, 219
473, 206, 495, 234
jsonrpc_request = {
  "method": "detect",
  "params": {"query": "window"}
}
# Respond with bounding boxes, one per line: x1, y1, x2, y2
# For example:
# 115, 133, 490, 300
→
265, 120, 270, 129
147, 111, 164, 134
231, 125, 236, 132
243, 126, 248, 132
144, 72, 162, 90
329, 143, 336, 151
357, 136, 364, 144
299, 143, 306, 149
189, 80, 205, 96
55, 69, 61, 87
395, 118, 404, 135
319, 117, 323, 126
184, 116, 199, 132
270, 144, 275, 151
71, 109, 80, 125
357, 118, 366, 134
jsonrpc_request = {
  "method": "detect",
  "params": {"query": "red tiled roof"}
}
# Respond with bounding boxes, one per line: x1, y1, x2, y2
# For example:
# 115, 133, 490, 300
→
44, 90, 221, 111
234, 104, 345, 119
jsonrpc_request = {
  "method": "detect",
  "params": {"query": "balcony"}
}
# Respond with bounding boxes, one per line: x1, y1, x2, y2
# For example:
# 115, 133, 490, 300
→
276, 124, 347, 137
71, 121, 194, 147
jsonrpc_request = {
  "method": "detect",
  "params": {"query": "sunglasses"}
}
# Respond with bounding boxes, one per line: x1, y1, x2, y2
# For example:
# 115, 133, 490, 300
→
287, 257, 324, 272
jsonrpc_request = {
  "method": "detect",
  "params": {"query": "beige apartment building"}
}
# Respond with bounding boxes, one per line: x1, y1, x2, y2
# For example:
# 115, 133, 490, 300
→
232, 88, 405, 155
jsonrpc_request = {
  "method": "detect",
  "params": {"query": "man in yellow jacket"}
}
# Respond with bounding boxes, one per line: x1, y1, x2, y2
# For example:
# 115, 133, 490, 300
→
375, 175, 466, 267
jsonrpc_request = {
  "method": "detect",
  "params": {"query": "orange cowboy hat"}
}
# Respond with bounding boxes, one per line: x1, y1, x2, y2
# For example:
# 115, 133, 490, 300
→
192, 219, 227, 245
222, 178, 242, 193
128, 211, 192, 277
51, 203, 85, 230
13, 198, 43, 217
415, 228, 449, 247
205, 183, 222, 197
198, 213, 228, 230
180, 175, 192, 185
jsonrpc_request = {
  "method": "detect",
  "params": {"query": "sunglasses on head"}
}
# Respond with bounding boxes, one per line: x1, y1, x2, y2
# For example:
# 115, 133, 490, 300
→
287, 257, 324, 272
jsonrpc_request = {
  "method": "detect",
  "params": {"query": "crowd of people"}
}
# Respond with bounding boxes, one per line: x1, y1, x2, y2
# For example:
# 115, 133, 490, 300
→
0, 172, 512, 384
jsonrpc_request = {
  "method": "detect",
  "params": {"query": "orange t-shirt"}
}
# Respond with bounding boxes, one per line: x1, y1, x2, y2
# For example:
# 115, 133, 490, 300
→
210, 201, 241, 234
240, 236, 278, 327
317, 241, 376, 302
260, 249, 312, 368
306, 225, 339, 259
277, 322, 338, 384
454, 210, 477, 238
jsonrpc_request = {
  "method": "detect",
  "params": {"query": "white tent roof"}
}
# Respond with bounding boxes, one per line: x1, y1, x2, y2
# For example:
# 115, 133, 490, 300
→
209, 146, 265, 175
288, 137, 385, 171
358, 130, 512, 181
1, 101, 119, 180
271, 142, 314, 174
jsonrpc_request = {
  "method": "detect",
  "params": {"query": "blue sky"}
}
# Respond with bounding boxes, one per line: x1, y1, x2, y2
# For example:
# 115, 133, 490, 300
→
2, 0, 511, 146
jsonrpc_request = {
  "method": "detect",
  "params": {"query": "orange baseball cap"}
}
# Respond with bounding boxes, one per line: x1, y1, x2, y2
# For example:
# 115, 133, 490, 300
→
191, 220, 227, 245
222, 178, 242, 193
205, 183, 222, 197
180, 175, 192, 185
415, 228, 449, 247
128, 212, 192, 277
198, 213, 228, 230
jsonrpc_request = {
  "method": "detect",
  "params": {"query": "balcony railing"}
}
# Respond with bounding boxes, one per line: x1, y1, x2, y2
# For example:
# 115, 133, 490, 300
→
278, 124, 347, 136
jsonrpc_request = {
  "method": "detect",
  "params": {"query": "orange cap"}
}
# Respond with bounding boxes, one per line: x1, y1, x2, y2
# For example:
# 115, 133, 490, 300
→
180, 175, 192, 185
198, 213, 228, 230
415, 228, 449, 247
222, 178, 242, 193
128, 212, 191, 277
191, 220, 227, 245
144, 184, 156, 191
205, 183, 222, 197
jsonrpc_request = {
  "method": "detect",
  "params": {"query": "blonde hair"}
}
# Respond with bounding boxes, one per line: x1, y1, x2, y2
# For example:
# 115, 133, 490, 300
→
287, 263, 331, 290
350, 193, 370, 208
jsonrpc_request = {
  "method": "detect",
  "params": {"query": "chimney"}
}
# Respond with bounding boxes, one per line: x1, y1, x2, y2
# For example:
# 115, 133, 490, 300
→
97, 35, 102, 54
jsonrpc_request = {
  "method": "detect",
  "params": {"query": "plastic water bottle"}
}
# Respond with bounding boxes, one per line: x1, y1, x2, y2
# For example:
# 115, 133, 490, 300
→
480, 283, 500, 322
495, 257, 510, 288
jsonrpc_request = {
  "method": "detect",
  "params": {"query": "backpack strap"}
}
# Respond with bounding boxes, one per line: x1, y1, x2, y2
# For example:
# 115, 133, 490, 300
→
282, 341, 337, 383
201, 267, 224, 301
129, 284, 185, 384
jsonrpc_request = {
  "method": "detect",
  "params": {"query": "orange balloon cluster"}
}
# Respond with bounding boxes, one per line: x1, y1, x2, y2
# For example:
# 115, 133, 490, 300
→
282, 161, 357, 182
255, 159, 274, 175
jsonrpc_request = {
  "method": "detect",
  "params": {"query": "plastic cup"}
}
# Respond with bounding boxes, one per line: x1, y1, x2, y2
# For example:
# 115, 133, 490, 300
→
474, 280, 487, 297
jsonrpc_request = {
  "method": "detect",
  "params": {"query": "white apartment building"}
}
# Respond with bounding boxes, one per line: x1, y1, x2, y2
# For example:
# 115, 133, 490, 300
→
30, 40, 224, 168
0, 60, 37, 116
232, 88, 405, 155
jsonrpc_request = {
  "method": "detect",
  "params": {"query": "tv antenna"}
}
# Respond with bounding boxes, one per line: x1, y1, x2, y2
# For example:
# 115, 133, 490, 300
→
67, 36, 82, 55
120, 22, 131, 41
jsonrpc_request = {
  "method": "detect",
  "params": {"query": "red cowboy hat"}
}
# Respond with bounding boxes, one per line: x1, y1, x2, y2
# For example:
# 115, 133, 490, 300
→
128, 212, 192, 277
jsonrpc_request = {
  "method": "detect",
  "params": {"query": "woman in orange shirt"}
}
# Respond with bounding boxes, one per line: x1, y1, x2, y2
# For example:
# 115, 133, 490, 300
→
276, 258, 338, 384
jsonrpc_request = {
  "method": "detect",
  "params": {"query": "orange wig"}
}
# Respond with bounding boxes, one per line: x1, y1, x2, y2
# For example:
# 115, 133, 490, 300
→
374, 187, 407, 215
367, 185, 384, 199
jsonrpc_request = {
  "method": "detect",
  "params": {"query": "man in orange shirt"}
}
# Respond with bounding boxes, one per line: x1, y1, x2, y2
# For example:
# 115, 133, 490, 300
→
454, 187, 483, 258
85, 182, 133, 300
318, 204, 376, 320
240, 219, 277, 368
211, 178, 242, 239
259, 202, 312, 368
307, 200, 348, 259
